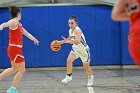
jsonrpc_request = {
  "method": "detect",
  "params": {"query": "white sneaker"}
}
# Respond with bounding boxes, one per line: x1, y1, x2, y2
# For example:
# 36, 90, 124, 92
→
61, 75, 72, 84
87, 75, 94, 86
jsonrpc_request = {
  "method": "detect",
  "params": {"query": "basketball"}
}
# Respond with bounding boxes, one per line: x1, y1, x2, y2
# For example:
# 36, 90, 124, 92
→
50, 40, 61, 51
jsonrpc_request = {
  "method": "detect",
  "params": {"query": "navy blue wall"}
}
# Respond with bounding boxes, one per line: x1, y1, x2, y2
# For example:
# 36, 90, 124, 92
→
0, 5, 133, 68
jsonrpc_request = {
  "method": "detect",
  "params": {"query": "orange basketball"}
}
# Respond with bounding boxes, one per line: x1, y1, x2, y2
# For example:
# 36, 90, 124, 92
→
50, 40, 61, 51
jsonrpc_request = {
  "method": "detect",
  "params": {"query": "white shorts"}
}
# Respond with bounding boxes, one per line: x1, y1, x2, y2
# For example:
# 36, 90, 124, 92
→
70, 47, 90, 64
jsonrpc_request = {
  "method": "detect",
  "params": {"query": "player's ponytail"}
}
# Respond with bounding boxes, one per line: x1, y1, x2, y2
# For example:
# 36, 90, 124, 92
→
9, 5, 21, 18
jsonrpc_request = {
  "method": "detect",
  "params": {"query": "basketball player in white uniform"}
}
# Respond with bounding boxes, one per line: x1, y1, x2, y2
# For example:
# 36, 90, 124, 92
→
59, 16, 94, 86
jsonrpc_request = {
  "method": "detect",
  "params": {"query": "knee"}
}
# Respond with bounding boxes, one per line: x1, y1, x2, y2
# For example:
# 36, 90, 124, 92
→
11, 67, 18, 73
18, 69, 26, 75
22, 69, 26, 74
67, 58, 73, 64
83, 65, 87, 70
83, 63, 90, 70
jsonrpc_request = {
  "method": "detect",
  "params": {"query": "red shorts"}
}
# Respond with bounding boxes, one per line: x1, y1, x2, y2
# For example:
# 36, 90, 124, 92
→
128, 39, 140, 66
8, 46, 25, 63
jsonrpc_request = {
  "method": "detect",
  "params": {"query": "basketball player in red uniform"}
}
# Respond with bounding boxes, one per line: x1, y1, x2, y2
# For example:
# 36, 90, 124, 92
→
112, 0, 140, 86
0, 6, 39, 93
112, 0, 140, 66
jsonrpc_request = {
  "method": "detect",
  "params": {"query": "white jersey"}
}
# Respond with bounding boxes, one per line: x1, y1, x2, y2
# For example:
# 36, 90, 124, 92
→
69, 26, 89, 50
69, 26, 90, 63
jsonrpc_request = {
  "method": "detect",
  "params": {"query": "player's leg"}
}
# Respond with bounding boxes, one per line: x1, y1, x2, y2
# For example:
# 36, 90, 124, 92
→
7, 61, 25, 93
12, 62, 25, 87
67, 53, 76, 75
7, 47, 25, 93
0, 62, 17, 80
80, 48, 94, 86
83, 62, 94, 86
61, 52, 77, 84
83, 62, 93, 78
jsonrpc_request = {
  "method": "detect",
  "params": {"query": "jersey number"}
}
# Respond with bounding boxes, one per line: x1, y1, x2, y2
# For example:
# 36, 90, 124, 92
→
126, 0, 140, 13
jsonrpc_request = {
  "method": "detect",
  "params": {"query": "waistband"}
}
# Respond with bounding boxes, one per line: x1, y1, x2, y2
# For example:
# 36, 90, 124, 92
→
9, 44, 22, 48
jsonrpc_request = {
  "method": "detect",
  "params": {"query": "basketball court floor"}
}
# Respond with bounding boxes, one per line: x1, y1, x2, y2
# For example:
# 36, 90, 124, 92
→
0, 67, 140, 93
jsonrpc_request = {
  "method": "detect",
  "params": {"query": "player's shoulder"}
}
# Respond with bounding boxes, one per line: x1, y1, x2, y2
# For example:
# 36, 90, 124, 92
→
75, 26, 81, 30
9, 19, 18, 23
8, 19, 19, 30
74, 26, 82, 33
8, 19, 18, 26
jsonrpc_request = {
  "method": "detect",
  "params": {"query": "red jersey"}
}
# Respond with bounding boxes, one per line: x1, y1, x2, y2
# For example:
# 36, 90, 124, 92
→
9, 23, 23, 46
128, 0, 140, 41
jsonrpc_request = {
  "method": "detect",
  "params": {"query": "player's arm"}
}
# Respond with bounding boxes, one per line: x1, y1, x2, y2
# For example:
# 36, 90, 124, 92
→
112, 0, 130, 21
0, 22, 9, 30
0, 19, 17, 30
22, 28, 39, 45
58, 35, 70, 44
58, 29, 81, 44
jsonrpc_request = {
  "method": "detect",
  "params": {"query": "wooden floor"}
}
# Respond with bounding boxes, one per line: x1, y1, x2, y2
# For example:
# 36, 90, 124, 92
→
0, 68, 140, 93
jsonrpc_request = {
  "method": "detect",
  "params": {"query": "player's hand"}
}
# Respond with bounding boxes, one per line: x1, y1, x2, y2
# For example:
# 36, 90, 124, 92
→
0, 26, 3, 31
61, 36, 67, 40
61, 36, 69, 43
67, 37, 71, 41
34, 39, 39, 46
